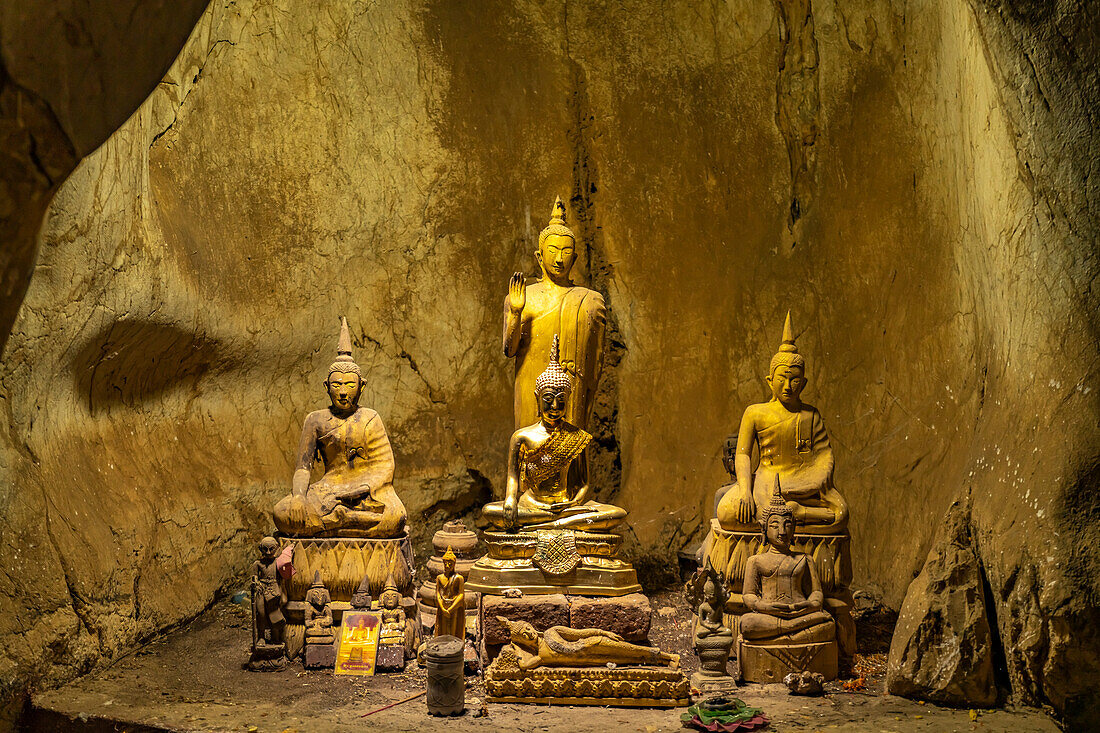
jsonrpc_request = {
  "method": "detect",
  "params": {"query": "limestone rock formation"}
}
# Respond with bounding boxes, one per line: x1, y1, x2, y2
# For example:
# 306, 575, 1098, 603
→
0, 0, 1096, 727
887, 497, 997, 707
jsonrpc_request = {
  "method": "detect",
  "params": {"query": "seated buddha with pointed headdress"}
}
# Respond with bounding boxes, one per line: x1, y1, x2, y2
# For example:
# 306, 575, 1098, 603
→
483, 334, 625, 532
716, 313, 848, 535
273, 317, 406, 538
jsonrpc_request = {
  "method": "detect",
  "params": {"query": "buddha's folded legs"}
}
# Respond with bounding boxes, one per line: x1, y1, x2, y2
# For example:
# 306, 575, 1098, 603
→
482, 500, 625, 531
739, 610, 835, 643
273, 485, 405, 537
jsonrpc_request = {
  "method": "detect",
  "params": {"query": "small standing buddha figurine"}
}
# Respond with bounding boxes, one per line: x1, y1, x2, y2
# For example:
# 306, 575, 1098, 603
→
273, 317, 406, 537
504, 197, 606, 431
482, 335, 626, 532
434, 547, 466, 639
716, 312, 848, 534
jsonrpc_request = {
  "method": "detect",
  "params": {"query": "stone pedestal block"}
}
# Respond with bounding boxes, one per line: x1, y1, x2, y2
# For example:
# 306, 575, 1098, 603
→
568, 593, 651, 642
376, 645, 406, 672
480, 594, 570, 646
304, 640, 336, 669
738, 639, 838, 684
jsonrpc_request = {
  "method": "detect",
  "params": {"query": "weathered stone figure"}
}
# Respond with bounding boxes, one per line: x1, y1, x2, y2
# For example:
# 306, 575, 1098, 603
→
716, 312, 848, 534
740, 483, 836, 644
504, 197, 606, 431
251, 537, 287, 647
483, 334, 626, 532
685, 559, 736, 692
304, 571, 334, 642
273, 317, 406, 537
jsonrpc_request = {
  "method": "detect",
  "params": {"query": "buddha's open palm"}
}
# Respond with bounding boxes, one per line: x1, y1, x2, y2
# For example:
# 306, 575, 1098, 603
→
508, 272, 526, 312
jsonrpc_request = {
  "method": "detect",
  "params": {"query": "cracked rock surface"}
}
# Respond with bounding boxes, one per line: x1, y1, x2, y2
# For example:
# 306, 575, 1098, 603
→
0, 0, 1096, 727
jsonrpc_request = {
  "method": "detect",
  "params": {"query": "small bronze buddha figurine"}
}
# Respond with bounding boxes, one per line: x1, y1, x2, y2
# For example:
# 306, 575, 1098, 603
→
739, 481, 836, 645
716, 312, 848, 534
482, 334, 626, 532
273, 317, 406, 537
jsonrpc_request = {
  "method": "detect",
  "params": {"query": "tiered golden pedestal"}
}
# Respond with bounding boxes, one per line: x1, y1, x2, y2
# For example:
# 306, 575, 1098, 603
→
466, 529, 641, 597
278, 534, 415, 658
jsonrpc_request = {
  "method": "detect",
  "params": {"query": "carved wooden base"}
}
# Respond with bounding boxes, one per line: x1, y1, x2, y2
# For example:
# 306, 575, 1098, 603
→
737, 638, 838, 684
467, 529, 641, 596
484, 645, 690, 707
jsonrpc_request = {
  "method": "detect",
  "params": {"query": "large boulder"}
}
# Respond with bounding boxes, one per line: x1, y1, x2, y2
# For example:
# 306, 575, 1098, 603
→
887, 497, 997, 707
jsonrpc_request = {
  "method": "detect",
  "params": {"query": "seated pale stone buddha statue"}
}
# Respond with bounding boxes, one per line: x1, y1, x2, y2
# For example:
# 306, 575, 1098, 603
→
273, 317, 406, 538
740, 482, 835, 644
483, 334, 625, 533
716, 312, 848, 534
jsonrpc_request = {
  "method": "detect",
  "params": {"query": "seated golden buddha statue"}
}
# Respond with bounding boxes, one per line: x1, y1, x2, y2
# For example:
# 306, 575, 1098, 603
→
482, 334, 626, 533
716, 312, 848, 534
740, 481, 836, 645
273, 317, 406, 538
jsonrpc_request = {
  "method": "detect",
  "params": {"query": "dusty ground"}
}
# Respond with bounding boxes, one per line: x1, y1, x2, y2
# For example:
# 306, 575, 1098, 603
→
28, 592, 1060, 733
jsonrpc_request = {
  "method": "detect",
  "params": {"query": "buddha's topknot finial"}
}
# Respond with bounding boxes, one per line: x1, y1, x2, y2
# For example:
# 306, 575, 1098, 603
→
538, 196, 576, 247
769, 310, 805, 376
535, 334, 573, 394
328, 316, 362, 377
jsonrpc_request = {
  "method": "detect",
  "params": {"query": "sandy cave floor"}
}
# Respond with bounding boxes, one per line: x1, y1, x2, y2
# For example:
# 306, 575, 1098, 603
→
28, 591, 1059, 733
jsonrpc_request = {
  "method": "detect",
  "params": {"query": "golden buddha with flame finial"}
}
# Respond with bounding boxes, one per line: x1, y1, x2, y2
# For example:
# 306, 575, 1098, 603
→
716, 312, 848, 534
504, 197, 606, 431
482, 334, 626, 532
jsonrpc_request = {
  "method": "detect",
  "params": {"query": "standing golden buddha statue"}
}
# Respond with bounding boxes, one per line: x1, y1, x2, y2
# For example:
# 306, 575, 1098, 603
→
504, 197, 606, 430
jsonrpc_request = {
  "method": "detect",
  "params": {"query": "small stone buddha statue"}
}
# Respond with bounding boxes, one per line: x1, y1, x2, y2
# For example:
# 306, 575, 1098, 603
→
740, 481, 836, 645
716, 312, 848, 534
304, 571, 335, 644
504, 197, 606, 431
482, 334, 626, 532
378, 576, 411, 649
434, 547, 466, 639
685, 560, 735, 691
273, 317, 407, 537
